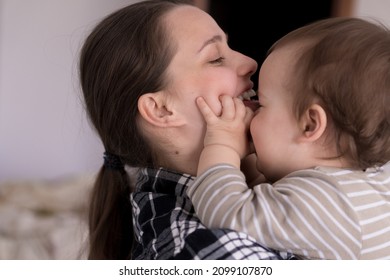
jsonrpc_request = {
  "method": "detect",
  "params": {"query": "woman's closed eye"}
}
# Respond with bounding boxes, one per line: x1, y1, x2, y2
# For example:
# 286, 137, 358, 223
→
209, 57, 225, 64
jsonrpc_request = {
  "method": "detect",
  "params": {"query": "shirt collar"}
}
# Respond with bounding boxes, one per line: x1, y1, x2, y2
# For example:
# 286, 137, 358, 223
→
135, 167, 195, 196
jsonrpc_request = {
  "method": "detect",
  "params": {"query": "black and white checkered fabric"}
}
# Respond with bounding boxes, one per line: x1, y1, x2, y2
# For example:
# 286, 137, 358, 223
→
131, 167, 295, 260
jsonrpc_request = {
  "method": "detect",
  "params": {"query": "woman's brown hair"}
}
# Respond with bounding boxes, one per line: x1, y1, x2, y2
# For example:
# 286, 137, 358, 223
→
79, 0, 192, 259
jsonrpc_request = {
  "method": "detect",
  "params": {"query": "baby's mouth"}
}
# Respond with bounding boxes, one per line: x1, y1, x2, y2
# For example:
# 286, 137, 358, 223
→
239, 89, 259, 111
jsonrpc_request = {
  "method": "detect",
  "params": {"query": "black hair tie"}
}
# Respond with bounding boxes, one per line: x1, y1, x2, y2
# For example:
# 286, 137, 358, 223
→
103, 151, 124, 170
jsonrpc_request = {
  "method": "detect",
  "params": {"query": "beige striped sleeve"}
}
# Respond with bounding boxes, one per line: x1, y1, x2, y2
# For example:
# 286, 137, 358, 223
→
187, 164, 362, 259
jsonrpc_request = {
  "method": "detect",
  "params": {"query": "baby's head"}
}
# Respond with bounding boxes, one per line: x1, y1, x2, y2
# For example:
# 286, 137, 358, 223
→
267, 17, 390, 170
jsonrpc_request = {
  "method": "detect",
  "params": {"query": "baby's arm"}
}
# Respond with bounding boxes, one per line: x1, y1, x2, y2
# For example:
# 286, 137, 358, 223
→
196, 95, 254, 176
241, 153, 267, 187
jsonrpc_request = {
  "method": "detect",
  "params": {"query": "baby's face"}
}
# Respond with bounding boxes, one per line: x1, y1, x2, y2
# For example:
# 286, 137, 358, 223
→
250, 46, 302, 182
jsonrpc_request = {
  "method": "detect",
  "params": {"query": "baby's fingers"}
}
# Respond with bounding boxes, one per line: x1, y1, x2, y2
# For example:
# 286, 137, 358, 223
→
220, 95, 238, 119
244, 106, 254, 126
233, 97, 253, 124
196, 97, 218, 123
233, 97, 247, 118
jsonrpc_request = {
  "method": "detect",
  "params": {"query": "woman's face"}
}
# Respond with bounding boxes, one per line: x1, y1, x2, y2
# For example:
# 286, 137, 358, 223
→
163, 5, 258, 137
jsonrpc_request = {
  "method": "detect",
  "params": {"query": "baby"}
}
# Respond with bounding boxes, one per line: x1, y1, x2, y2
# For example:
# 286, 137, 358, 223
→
188, 17, 390, 259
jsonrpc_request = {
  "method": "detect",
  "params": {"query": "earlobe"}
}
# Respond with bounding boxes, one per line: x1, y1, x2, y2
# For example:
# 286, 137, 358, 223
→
299, 104, 327, 142
138, 93, 185, 127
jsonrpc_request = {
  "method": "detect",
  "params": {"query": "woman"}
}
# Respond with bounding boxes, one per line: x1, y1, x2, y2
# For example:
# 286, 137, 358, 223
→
79, 0, 292, 260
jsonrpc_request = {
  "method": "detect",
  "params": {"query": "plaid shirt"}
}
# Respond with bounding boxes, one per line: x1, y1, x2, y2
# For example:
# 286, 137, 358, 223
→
130, 167, 295, 260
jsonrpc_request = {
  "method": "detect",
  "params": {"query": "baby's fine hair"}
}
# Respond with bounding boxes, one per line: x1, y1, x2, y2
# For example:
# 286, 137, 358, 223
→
269, 17, 390, 169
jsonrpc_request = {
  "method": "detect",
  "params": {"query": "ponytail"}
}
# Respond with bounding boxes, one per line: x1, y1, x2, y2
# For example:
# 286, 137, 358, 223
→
79, 0, 189, 260
88, 165, 133, 259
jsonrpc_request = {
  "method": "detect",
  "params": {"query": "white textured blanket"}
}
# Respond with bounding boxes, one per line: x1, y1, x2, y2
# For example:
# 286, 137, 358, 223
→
0, 174, 94, 259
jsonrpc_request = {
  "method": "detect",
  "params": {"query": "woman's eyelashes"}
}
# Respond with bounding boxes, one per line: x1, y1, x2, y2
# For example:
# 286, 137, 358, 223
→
209, 56, 225, 64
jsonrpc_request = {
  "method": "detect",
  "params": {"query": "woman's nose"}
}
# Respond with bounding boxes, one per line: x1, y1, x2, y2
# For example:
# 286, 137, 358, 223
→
238, 53, 258, 77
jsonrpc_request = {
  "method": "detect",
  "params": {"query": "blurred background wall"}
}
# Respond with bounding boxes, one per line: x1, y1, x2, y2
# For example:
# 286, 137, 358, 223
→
0, 0, 141, 182
1, 0, 389, 182
205, 0, 390, 90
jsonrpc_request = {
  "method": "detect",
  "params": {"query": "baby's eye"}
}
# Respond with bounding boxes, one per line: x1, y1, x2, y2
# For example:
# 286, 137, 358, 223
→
209, 57, 225, 64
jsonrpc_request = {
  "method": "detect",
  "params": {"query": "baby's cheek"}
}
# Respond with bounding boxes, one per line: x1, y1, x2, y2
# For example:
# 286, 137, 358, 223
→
249, 118, 260, 139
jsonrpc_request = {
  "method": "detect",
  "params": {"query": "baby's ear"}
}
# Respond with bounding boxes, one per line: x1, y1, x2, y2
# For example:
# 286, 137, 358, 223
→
298, 104, 327, 142
138, 92, 185, 127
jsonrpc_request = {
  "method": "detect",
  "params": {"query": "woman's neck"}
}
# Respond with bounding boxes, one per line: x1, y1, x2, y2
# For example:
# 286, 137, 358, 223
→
158, 149, 199, 176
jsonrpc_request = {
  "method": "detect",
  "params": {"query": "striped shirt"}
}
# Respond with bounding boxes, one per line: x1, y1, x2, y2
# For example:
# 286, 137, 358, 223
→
187, 162, 390, 259
130, 167, 295, 260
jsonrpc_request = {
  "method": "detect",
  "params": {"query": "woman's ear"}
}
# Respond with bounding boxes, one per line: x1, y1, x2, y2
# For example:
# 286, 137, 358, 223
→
138, 92, 185, 127
299, 104, 327, 142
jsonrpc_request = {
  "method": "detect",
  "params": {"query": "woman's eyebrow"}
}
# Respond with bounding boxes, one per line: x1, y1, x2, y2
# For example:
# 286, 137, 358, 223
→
198, 34, 227, 53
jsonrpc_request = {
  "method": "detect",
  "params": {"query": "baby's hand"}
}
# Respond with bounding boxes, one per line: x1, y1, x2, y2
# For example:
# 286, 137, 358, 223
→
196, 95, 254, 159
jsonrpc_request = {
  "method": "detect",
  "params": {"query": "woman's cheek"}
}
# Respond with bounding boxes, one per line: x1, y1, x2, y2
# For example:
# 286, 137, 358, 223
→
199, 72, 237, 116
